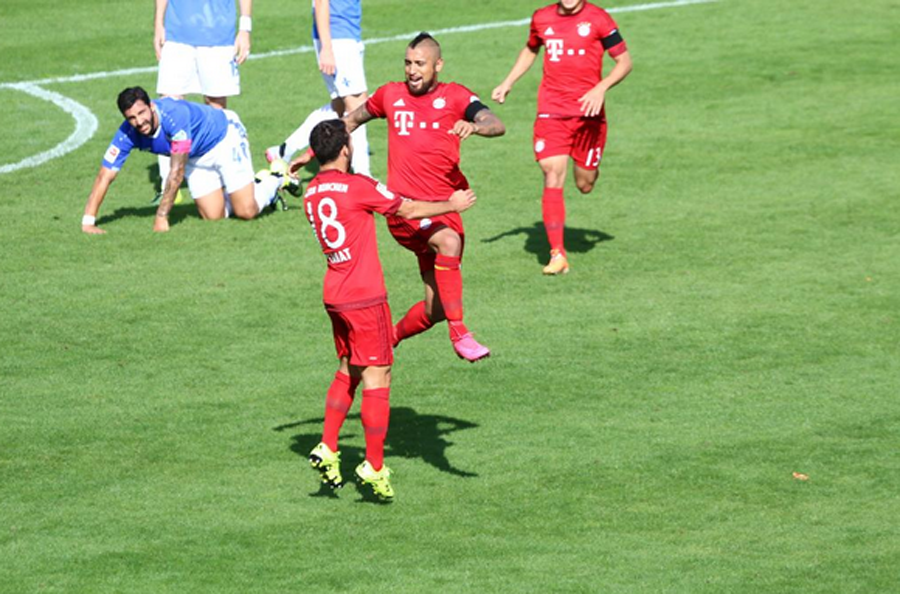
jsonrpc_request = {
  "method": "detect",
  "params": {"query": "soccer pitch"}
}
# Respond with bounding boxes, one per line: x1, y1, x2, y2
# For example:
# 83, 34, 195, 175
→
2, 0, 899, 591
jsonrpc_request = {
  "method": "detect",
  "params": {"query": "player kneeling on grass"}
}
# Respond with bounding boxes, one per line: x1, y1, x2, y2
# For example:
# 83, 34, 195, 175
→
81, 86, 297, 234
303, 119, 476, 501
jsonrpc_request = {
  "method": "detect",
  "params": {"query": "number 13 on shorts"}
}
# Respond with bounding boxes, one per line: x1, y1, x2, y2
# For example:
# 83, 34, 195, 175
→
585, 145, 602, 169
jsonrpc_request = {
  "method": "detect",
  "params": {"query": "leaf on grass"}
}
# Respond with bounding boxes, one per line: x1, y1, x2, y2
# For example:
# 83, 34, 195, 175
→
792, 472, 809, 481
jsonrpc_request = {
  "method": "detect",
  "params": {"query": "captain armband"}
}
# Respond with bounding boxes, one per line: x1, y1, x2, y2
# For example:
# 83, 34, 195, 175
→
601, 29, 624, 50
464, 100, 490, 123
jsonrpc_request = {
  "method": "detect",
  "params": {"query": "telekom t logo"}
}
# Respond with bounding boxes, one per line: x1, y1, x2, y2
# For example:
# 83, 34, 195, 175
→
546, 39, 565, 62
394, 111, 415, 136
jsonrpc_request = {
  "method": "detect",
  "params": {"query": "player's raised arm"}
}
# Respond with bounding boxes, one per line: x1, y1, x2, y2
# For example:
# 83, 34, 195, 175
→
153, 152, 188, 233
395, 189, 477, 220
342, 103, 374, 134
492, 46, 539, 104
450, 104, 505, 140
82, 166, 118, 234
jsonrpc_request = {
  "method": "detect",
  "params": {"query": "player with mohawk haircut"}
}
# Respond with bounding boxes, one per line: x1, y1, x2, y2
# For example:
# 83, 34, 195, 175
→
334, 33, 506, 363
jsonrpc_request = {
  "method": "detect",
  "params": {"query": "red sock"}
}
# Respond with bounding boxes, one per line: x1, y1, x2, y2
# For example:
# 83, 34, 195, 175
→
435, 253, 464, 321
321, 372, 359, 451
360, 387, 390, 471
448, 320, 470, 342
394, 300, 434, 344
542, 187, 566, 254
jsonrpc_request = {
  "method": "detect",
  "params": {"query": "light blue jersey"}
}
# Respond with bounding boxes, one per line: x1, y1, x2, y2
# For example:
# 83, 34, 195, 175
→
312, 0, 362, 42
102, 98, 228, 170
165, 0, 236, 47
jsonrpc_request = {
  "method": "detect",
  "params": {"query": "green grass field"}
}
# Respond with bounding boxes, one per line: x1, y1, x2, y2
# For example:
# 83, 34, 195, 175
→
2, 0, 899, 591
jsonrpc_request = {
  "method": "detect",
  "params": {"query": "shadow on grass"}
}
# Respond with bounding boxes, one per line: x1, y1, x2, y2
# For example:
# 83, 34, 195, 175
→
146, 163, 162, 189
88, 163, 197, 228
482, 221, 614, 264
96, 203, 197, 228
273, 406, 479, 499
98, 162, 290, 227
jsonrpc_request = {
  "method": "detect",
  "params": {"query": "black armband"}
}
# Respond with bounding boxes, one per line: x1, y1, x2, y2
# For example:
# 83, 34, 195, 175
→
465, 100, 490, 123
601, 29, 624, 50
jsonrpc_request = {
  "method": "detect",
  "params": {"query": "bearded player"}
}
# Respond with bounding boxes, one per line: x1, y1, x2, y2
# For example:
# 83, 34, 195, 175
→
303, 119, 476, 501
82, 87, 292, 234
333, 33, 505, 362
492, 0, 632, 275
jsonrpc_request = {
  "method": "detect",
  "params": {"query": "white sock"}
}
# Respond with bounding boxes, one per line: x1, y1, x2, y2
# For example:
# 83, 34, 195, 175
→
225, 195, 233, 219
283, 103, 338, 159
254, 174, 282, 213
350, 124, 371, 176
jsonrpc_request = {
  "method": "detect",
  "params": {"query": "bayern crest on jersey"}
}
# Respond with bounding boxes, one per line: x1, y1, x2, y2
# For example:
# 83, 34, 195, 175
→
433, 97, 446, 109
577, 22, 592, 37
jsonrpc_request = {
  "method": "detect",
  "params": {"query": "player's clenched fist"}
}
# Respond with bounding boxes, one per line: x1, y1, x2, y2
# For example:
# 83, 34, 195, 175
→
491, 83, 512, 104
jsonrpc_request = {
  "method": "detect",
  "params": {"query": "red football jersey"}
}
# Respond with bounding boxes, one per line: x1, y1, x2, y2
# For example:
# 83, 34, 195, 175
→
527, 2, 627, 117
366, 81, 478, 201
304, 169, 403, 310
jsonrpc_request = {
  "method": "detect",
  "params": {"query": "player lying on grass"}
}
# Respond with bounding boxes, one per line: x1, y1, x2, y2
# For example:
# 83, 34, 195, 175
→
81, 86, 296, 234
303, 119, 476, 501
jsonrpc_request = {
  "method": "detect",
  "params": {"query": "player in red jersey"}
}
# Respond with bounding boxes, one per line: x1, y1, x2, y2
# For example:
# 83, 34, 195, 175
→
303, 119, 476, 501
340, 32, 506, 363
492, 0, 632, 275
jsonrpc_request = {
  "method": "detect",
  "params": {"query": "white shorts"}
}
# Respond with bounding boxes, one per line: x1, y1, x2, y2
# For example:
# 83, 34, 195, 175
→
185, 110, 255, 198
157, 41, 240, 98
315, 38, 367, 99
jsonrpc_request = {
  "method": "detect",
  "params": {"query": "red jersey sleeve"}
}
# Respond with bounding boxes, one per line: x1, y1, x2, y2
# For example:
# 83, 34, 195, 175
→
447, 83, 482, 120
365, 85, 388, 119
356, 175, 403, 216
597, 9, 627, 57
527, 11, 543, 51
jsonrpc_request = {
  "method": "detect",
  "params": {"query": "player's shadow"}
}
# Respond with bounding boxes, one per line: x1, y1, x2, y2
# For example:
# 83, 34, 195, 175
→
97, 204, 200, 227
482, 221, 614, 264
96, 203, 196, 228
273, 406, 479, 500
147, 163, 162, 189
93, 163, 195, 227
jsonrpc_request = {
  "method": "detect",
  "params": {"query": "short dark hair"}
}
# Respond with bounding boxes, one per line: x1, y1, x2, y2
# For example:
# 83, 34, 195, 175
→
310, 119, 350, 165
409, 32, 440, 51
117, 87, 151, 114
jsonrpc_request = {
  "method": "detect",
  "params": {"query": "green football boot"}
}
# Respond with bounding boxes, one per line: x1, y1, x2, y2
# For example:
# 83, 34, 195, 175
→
355, 460, 394, 502
309, 442, 344, 490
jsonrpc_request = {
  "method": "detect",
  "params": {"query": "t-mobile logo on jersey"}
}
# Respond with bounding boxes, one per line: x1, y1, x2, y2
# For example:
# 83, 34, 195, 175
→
394, 111, 415, 136
546, 39, 565, 62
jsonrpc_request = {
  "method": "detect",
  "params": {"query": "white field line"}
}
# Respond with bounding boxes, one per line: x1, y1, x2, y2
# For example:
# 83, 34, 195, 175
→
0, 0, 715, 175
0, 83, 98, 175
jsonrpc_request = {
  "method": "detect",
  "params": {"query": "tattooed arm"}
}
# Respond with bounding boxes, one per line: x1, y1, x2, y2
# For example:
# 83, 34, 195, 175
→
153, 152, 188, 232
450, 103, 506, 140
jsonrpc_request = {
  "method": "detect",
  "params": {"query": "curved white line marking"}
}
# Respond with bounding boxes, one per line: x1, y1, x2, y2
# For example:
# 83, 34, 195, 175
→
0, 0, 714, 175
0, 83, 98, 175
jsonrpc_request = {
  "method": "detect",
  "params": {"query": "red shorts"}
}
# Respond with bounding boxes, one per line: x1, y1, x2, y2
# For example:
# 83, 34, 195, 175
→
327, 302, 394, 367
533, 115, 608, 171
386, 212, 466, 274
